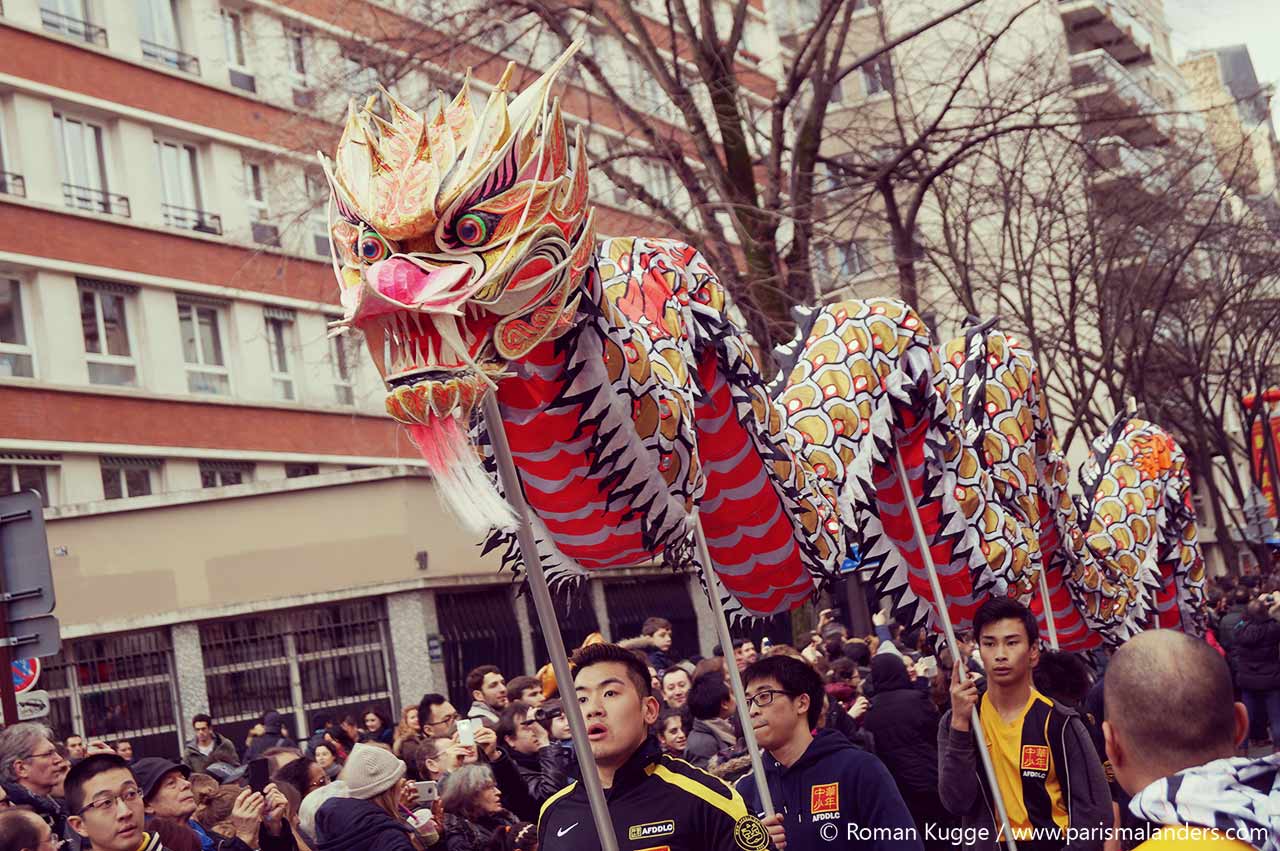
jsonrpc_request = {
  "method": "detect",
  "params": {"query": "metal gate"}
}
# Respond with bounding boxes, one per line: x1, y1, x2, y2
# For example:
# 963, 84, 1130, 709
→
200, 598, 394, 749
41, 630, 180, 760
436, 587, 524, 710
523, 587, 599, 671
604, 575, 698, 663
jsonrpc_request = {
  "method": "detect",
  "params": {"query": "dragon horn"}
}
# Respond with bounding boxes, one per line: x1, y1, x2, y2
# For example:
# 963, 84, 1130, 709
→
508, 40, 582, 130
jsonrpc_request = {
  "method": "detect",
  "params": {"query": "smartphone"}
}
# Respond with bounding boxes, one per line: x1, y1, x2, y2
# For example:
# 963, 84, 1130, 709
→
247, 757, 270, 793
919, 655, 939, 679
413, 780, 439, 802
456, 718, 475, 747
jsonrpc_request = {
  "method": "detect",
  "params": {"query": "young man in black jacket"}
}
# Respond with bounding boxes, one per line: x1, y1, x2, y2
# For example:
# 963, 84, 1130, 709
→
939, 597, 1111, 851
538, 642, 780, 851
735, 655, 921, 851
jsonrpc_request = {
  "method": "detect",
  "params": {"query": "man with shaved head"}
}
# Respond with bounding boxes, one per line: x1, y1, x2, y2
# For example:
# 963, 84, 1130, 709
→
1103, 630, 1280, 850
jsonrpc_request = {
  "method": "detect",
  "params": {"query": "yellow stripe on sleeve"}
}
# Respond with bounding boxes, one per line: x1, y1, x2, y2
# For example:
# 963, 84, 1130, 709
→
538, 780, 579, 824
647, 764, 749, 822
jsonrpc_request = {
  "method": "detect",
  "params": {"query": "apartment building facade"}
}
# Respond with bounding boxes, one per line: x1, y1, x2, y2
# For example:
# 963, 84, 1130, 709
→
0, 0, 799, 753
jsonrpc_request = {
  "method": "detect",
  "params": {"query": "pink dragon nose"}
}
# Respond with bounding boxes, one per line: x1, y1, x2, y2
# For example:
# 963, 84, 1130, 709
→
355, 259, 473, 321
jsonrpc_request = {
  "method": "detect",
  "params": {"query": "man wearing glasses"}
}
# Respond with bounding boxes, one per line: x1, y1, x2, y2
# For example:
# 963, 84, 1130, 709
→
734, 656, 921, 851
0, 723, 70, 840
64, 754, 160, 851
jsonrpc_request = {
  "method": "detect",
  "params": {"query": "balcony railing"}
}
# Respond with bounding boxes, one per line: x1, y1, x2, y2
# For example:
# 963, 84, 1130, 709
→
140, 40, 201, 75
1069, 50, 1170, 147
0, 172, 25, 198
63, 183, 131, 217
251, 221, 281, 247
1059, 0, 1154, 66
163, 203, 223, 235
40, 8, 108, 46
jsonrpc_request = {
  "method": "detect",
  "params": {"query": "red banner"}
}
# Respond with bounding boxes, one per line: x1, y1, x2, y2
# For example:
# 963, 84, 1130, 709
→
1252, 414, 1280, 520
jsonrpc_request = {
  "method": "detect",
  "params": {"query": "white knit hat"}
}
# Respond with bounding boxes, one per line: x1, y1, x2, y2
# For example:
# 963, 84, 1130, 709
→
298, 780, 349, 844
338, 744, 406, 799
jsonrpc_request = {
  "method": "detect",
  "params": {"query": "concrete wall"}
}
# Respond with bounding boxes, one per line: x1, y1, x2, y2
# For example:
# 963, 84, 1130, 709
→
44, 470, 502, 631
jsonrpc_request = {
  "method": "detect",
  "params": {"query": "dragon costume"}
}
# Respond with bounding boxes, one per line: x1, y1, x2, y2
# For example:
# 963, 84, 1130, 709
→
318, 47, 1205, 643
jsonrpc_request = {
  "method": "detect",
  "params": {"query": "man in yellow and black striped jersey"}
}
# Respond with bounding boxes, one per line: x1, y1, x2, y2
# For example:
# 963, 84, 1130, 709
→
940, 598, 1112, 851
538, 642, 784, 851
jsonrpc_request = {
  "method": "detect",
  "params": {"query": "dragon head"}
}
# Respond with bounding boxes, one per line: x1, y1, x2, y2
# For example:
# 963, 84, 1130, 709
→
319, 45, 594, 530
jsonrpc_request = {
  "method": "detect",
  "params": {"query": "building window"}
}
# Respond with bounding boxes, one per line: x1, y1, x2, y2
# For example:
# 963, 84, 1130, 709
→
199, 599, 392, 741
100, 457, 158, 500
286, 463, 318, 478
79, 281, 137, 386
264, 310, 296, 402
341, 53, 380, 100
199, 461, 253, 488
838, 241, 870, 277
222, 7, 256, 92
306, 170, 331, 258
137, 0, 199, 74
329, 329, 356, 406
54, 113, 121, 215
0, 457, 56, 507
0, 279, 34, 378
244, 162, 267, 220
40, 630, 180, 758
221, 8, 247, 68
285, 27, 308, 83
862, 55, 894, 96
177, 300, 230, 394
157, 139, 219, 233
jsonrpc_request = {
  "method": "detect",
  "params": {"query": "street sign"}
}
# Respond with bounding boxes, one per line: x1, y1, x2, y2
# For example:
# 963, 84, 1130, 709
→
16, 689, 49, 721
11, 658, 38, 693
0, 492, 55, 620
1, 617, 60, 661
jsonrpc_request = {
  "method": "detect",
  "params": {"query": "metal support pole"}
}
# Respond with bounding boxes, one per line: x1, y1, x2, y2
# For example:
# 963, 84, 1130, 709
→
892, 448, 1017, 851
691, 514, 776, 818
1038, 570, 1059, 651
482, 394, 619, 851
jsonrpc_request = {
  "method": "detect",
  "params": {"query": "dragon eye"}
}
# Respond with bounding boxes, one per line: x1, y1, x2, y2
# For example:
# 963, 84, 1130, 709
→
455, 213, 490, 247
359, 231, 393, 263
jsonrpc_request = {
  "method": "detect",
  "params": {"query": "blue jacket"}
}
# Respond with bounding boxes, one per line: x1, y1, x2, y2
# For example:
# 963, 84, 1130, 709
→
735, 729, 923, 851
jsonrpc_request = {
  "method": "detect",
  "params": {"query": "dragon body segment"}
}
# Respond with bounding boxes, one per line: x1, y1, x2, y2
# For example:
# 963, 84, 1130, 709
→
319, 48, 1206, 640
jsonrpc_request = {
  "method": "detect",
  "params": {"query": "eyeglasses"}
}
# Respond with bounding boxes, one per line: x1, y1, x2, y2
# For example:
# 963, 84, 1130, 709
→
24, 747, 61, 761
79, 786, 142, 815
425, 713, 458, 727
744, 689, 794, 708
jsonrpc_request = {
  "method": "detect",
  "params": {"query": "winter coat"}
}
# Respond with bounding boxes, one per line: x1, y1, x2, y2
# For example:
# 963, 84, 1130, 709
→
184, 733, 241, 773
862, 654, 939, 795
684, 718, 727, 768
1233, 616, 1280, 692
735, 728, 921, 851
1128, 752, 1280, 851
507, 744, 572, 806
440, 809, 518, 851
1218, 605, 1250, 655
245, 712, 297, 762
2, 780, 67, 839
314, 797, 417, 851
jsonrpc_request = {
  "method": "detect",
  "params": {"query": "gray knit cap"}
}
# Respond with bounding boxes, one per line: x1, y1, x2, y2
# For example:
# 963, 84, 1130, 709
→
338, 743, 406, 799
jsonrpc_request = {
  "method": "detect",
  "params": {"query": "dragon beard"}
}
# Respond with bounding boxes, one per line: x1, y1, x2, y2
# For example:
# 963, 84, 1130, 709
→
407, 416, 514, 534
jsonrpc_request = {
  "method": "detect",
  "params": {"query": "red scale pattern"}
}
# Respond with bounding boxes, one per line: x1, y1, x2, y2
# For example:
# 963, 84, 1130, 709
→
496, 343, 649, 567
694, 352, 813, 612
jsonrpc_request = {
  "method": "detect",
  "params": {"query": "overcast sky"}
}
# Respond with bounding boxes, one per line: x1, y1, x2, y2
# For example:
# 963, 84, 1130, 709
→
1162, 0, 1280, 122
